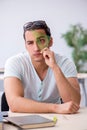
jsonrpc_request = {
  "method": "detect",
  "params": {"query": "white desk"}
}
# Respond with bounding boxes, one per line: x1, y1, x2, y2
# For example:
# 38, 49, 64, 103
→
0, 74, 4, 80
2, 107, 87, 130
0, 68, 4, 80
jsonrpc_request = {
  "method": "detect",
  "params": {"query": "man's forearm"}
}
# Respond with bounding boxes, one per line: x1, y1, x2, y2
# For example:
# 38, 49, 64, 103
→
52, 64, 81, 104
9, 96, 80, 114
9, 96, 55, 113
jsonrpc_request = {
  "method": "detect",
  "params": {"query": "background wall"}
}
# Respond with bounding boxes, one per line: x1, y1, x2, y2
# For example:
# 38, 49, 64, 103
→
0, 0, 87, 68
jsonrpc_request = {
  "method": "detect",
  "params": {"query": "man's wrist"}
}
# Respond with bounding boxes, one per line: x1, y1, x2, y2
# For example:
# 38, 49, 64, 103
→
47, 103, 57, 113
51, 63, 60, 72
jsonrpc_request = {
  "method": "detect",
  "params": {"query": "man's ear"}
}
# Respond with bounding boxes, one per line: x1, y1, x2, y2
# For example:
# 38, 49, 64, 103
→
49, 37, 53, 47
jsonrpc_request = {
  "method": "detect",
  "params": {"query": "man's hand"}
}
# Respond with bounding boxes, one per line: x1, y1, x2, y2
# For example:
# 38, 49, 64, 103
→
41, 47, 56, 68
54, 101, 80, 114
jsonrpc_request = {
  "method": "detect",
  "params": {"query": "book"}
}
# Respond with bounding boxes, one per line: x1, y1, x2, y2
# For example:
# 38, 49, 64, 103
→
4, 115, 56, 129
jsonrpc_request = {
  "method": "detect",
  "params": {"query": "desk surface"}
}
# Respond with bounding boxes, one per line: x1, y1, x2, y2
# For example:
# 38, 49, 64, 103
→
2, 107, 87, 130
0, 74, 4, 80
77, 73, 87, 79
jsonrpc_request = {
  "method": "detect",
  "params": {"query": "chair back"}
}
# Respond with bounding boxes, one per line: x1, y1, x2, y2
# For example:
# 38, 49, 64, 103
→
1, 92, 9, 111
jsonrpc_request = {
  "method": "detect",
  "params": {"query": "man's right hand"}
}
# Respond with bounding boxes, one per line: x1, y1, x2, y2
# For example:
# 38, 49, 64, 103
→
54, 101, 80, 114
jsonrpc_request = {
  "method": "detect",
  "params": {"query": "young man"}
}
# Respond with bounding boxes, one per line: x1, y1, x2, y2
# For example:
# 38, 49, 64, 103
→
4, 20, 81, 114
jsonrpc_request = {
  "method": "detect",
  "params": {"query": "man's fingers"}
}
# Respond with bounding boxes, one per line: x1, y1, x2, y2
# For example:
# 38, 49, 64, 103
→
40, 47, 48, 53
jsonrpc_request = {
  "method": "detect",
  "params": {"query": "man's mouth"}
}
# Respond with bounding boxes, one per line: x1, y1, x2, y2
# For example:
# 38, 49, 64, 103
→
33, 53, 42, 56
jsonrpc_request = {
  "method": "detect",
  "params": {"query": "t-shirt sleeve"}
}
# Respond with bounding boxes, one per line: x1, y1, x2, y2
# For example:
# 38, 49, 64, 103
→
55, 54, 77, 78
4, 56, 23, 80
61, 58, 77, 77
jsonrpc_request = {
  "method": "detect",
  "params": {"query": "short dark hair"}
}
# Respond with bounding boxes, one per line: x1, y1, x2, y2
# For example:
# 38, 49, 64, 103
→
23, 20, 51, 39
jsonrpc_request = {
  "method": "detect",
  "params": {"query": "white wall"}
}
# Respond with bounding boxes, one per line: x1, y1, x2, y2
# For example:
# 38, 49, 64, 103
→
0, 0, 87, 68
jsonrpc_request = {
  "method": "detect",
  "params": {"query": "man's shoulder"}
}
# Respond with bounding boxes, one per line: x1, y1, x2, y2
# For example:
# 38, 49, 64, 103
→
55, 53, 77, 76
6, 52, 29, 61
55, 53, 74, 66
5, 52, 30, 67
55, 53, 69, 62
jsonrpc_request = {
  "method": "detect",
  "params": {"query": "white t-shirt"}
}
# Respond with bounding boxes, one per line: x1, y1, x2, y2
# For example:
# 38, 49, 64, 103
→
4, 52, 77, 104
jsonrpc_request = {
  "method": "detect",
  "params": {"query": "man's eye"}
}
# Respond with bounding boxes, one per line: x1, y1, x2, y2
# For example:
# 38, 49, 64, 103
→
27, 41, 33, 45
39, 38, 45, 44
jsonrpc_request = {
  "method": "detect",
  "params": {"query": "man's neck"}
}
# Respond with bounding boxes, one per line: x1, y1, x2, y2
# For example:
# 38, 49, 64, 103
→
32, 60, 48, 72
31, 60, 49, 81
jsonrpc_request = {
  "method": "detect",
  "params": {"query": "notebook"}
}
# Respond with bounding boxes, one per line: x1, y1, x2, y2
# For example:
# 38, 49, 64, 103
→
4, 115, 56, 129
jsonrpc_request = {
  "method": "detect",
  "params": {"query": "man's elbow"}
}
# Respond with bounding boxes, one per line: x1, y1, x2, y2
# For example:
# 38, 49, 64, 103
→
9, 102, 18, 112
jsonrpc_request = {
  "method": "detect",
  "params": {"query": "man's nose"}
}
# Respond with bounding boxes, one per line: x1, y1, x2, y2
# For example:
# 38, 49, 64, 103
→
34, 42, 39, 51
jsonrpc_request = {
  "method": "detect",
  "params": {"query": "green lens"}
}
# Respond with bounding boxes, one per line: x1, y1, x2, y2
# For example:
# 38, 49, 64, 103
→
36, 35, 50, 50
32, 31, 50, 50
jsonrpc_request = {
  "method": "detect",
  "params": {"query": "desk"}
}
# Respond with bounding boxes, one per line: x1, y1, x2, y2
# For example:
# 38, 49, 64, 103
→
77, 73, 87, 106
0, 74, 4, 80
0, 68, 4, 80
2, 107, 87, 130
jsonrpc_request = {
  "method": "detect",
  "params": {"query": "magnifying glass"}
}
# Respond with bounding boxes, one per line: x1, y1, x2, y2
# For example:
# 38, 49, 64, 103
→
36, 35, 50, 50
32, 31, 50, 51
